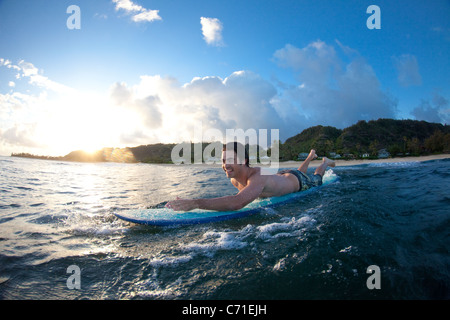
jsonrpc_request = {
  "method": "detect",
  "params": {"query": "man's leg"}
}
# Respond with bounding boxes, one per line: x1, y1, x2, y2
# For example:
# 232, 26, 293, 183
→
298, 150, 317, 174
314, 157, 335, 177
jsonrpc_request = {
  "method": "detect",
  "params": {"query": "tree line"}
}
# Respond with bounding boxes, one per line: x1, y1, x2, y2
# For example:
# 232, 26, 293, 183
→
279, 119, 449, 160
11, 119, 450, 163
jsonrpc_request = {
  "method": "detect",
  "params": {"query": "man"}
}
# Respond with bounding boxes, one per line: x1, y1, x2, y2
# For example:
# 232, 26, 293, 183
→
166, 142, 335, 212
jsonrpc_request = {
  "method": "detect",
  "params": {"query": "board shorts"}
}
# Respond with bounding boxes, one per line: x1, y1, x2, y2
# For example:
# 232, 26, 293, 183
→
278, 169, 322, 192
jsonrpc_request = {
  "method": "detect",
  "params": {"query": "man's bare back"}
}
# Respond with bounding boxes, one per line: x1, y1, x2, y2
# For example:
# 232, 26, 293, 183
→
231, 167, 300, 198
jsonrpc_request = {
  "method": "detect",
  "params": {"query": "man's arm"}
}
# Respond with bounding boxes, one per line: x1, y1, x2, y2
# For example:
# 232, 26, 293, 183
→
166, 175, 266, 212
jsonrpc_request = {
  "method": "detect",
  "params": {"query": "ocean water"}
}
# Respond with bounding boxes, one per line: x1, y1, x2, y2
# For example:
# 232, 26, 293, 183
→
0, 155, 449, 300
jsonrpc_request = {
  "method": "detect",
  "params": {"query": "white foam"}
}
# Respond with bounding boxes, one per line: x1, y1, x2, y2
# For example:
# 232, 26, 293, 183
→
133, 271, 185, 299
322, 169, 338, 183
181, 230, 248, 256
256, 216, 315, 241
262, 207, 281, 215
273, 257, 287, 272
149, 254, 193, 268
64, 211, 129, 236
339, 246, 353, 253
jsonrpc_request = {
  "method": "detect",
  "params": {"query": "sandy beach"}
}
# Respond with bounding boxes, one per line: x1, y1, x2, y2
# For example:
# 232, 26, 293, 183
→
175, 153, 450, 168
279, 154, 450, 168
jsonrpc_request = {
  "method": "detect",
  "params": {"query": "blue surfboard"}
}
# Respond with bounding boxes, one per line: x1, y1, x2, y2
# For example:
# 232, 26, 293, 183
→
114, 171, 338, 226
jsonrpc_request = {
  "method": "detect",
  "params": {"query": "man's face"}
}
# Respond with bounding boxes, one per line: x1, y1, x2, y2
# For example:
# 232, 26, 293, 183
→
221, 150, 243, 178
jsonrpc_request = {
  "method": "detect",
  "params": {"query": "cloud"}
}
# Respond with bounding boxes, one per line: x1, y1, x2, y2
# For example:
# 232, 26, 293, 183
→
1, 59, 73, 94
273, 40, 397, 129
1, 123, 41, 148
0, 58, 11, 67
182, 72, 281, 133
0, 58, 135, 155
109, 81, 132, 105
132, 10, 162, 23
273, 41, 338, 75
200, 17, 224, 46
1, 40, 407, 156
113, 0, 142, 12
109, 71, 284, 144
109, 81, 162, 129
0, 90, 49, 151
392, 54, 422, 87
411, 93, 449, 124
112, 0, 162, 23
334, 39, 359, 57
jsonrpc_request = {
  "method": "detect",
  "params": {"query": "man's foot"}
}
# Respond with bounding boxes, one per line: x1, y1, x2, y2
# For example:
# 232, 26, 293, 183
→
322, 157, 336, 167
308, 149, 318, 161
297, 149, 318, 173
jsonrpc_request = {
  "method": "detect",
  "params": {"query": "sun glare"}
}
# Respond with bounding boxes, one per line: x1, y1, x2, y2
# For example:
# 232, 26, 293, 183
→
38, 92, 137, 156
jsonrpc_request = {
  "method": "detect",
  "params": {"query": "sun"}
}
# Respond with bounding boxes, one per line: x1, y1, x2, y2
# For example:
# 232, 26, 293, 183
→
38, 91, 138, 156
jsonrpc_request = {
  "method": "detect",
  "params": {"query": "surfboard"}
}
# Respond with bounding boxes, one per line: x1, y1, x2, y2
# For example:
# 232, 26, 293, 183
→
114, 171, 338, 226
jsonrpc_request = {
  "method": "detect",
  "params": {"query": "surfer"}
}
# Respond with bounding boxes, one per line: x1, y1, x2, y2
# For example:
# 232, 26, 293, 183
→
166, 142, 335, 212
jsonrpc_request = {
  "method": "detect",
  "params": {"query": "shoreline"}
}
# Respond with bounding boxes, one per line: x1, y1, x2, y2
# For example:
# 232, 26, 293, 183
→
280, 153, 450, 168
7, 153, 449, 167
168, 153, 450, 168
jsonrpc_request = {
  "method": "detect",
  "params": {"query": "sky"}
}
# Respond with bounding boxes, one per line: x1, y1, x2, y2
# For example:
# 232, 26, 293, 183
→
0, 0, 449, 156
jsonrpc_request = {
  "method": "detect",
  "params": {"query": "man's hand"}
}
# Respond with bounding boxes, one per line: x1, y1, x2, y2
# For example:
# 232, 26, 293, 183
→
165, 197, 198, 212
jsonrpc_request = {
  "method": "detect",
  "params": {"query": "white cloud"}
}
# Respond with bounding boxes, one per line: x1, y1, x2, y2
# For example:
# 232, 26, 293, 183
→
273, 41, 340, 87
1, 123, 41, 148
132, 10, 161, 23
411, 93, 449, 124
108, 71, 284, 145
392, 54, 422, 87
0, 59, 136, 155
0, 90, 55, 153
335, 39, 359, 57
112, 0, 162, 23
110, 81, 162, 128
18, 60, 38, 77
0, 40, 409, 156
200, 17, 224, 46
109, 81, 132, 105
0, 58, 11, 67
1, 58, 74, 95
113, 0, 142, 12
2, 59, 74, 94
273, 40, 397, 129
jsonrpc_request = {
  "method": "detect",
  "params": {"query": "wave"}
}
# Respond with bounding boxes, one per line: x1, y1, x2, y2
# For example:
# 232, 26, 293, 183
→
62, 210, 129, 236
180, 228, 250, 256
257, 216, 316, 241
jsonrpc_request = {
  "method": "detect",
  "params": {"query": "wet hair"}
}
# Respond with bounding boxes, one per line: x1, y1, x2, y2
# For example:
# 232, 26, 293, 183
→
222, 142, 249, 167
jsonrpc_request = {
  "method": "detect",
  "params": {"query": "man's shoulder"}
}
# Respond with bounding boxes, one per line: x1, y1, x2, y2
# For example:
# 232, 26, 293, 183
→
248, 167, 269, 181
230, 178, 239, 187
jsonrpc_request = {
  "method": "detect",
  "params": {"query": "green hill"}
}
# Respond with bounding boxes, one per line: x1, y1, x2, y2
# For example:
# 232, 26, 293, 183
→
282, 125, 342, 159
280, 119, 450, 160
